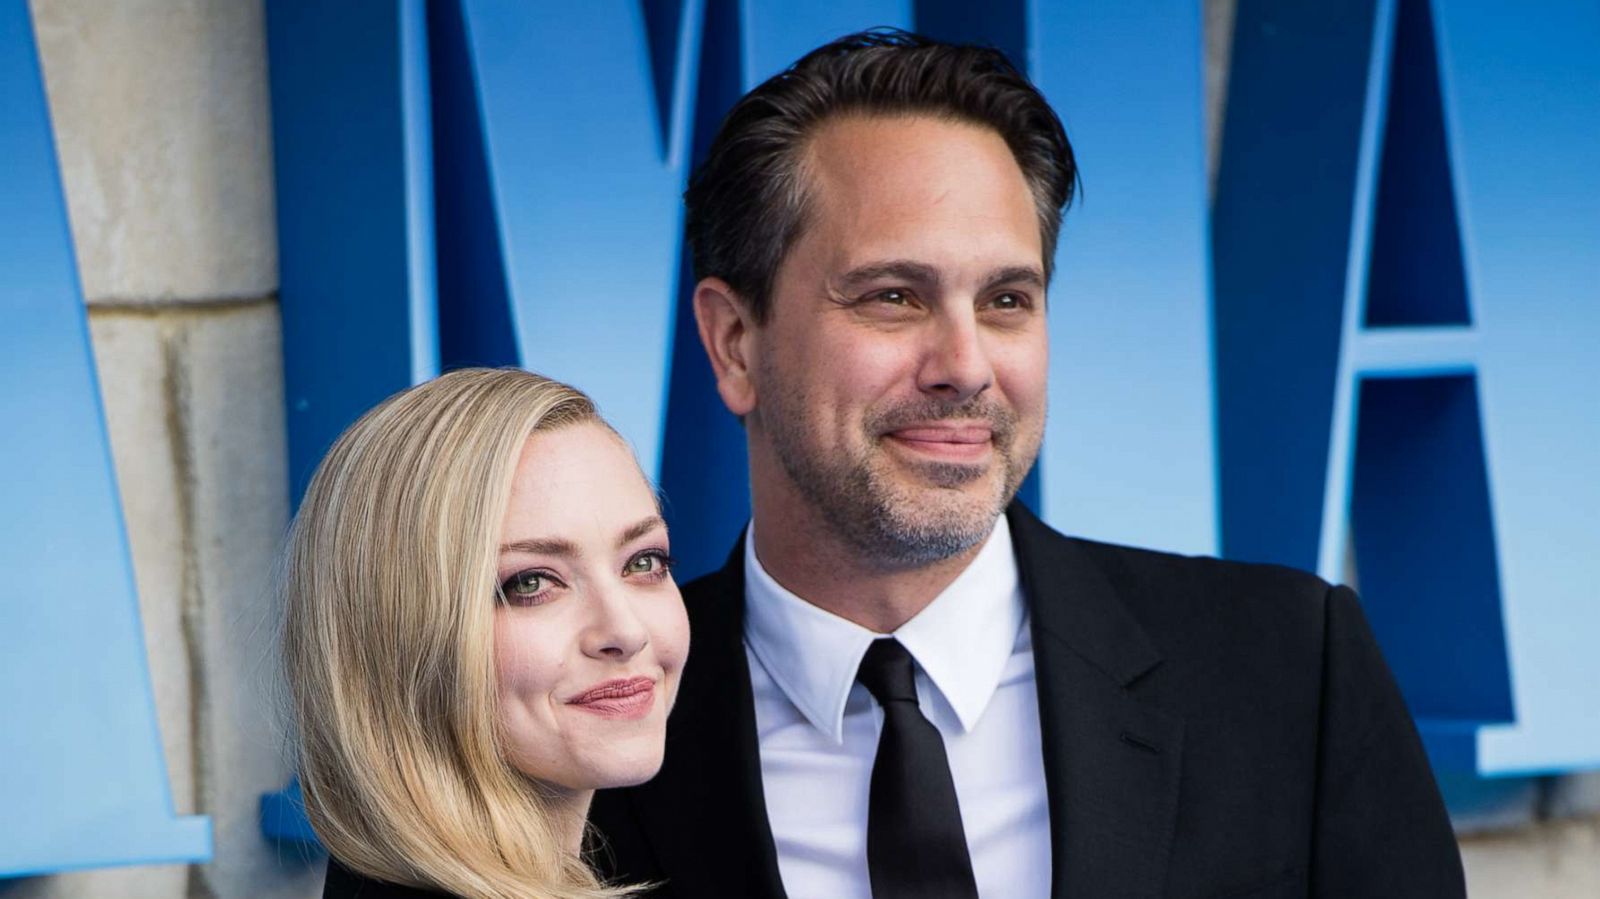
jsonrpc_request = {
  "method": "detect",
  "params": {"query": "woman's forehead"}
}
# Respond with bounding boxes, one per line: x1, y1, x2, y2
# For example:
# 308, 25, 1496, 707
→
501, 423, 658, 546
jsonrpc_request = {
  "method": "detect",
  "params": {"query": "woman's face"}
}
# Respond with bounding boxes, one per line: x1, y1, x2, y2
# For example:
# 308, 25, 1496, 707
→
493, 421, 689, 792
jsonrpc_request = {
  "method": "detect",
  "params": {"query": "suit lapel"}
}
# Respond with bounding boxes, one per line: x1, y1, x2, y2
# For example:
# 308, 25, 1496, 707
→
622, 537, 787, 899
1009, 504, 1184, 899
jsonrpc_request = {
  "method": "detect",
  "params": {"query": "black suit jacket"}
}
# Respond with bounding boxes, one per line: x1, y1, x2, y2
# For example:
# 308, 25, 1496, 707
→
322, 857, 453, 898
588, 503, 1465, 898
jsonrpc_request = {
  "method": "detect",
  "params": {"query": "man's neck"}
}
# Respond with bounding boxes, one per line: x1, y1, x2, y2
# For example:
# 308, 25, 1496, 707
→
749, 495, 992, 634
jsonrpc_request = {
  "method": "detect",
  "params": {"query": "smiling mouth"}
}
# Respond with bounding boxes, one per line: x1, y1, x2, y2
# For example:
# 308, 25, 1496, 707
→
884, 424, 994, 463
567, 676, 656, 719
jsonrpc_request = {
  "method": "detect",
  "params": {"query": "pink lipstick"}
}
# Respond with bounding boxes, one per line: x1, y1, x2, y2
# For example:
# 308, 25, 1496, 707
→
567, 676, 656, 719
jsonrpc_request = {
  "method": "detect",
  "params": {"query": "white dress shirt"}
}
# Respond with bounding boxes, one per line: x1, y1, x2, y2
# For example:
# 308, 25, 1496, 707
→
743, 516, 1052, 899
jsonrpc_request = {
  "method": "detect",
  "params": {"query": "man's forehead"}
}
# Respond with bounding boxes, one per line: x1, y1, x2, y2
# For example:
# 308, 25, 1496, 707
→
758, 113, 1045, 299
797, 117, 1033, 230
801, 113, 1017, 188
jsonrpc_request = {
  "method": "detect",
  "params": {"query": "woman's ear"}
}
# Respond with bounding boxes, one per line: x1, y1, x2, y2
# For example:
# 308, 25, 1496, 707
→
693, 277, 758, 417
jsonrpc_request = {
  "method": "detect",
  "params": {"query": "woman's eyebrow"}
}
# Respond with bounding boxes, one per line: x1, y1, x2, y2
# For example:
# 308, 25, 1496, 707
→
499, 537, 578, 557
498, 516, 664, 557
616, 515, 667, 549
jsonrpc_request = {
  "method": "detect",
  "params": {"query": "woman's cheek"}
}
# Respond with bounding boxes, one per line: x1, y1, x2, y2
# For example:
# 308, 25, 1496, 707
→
648, 589, 691, 686
493, 616, 567, 701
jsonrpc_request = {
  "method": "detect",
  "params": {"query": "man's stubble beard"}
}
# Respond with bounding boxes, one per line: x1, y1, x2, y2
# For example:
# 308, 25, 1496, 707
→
757, 366, 1040, 570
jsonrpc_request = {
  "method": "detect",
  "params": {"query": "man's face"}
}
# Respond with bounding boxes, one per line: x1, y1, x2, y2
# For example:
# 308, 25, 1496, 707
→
746, 114, 1049, 566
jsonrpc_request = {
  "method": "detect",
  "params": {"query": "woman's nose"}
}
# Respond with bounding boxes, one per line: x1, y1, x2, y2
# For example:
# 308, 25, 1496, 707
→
580, 583, 651, 660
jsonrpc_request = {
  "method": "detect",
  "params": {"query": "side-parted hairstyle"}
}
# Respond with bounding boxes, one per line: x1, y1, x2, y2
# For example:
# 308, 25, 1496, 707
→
685, 27, 1077, 322
281, 367, 631, 899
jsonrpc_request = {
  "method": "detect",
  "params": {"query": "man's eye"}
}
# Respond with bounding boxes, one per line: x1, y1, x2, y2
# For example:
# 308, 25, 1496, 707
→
990, 292, 1027, 310
873, 289, 912, 306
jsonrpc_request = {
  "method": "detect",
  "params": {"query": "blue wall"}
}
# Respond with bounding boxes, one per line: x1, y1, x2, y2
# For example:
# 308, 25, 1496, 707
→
0, 3, 210, 876
266, 0, 1600, 785
1214, 0, 1600, 776
4, 0, 1597, 876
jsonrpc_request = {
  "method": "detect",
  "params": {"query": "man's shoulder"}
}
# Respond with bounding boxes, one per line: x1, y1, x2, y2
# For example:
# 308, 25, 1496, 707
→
1017, 509, 1333, 607
1013, 511, 1337, 670
1062, 532, 1331, 606
680, 560, 740, 601
676, 553, 745, 637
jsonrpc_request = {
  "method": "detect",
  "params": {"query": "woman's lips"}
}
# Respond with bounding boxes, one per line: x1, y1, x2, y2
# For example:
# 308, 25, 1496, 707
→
567, 676, 656, 719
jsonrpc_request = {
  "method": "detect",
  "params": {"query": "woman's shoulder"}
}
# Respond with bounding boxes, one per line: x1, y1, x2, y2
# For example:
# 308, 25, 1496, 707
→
323, 856, 458, 899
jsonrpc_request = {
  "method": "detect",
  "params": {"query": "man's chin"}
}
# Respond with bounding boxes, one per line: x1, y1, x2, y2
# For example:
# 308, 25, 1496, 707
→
881, 450, 1003, 495
863, 505, 1000, 568
876, 473, 1009, 541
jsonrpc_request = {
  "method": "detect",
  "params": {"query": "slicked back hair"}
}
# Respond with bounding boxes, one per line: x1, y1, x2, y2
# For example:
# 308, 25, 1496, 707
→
684, 28, 1077, 322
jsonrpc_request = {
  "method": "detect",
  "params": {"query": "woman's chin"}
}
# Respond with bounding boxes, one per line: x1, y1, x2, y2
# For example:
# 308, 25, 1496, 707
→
587, 745, 667, 790
577, 721, 669, 789
598, 761, 664, 790
516, 742, 667, 793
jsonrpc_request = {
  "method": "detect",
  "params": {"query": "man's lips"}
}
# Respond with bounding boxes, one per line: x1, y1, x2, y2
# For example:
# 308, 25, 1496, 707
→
885, 424, 995, 462
887, 424, 994, 444
567, 676, 657, 719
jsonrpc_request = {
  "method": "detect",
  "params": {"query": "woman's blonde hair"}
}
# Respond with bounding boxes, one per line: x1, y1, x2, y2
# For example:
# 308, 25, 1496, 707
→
282, 367, 632, 899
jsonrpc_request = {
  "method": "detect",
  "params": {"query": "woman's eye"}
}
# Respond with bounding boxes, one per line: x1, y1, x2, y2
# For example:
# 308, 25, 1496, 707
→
498, 570, 552, 606
624, 550, 677, 579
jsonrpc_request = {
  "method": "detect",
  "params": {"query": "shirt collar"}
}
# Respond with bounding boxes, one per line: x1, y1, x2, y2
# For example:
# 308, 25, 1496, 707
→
743, 515, 1026, 744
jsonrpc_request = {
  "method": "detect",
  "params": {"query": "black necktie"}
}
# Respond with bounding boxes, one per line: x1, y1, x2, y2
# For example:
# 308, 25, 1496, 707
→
856, 638, 981, 899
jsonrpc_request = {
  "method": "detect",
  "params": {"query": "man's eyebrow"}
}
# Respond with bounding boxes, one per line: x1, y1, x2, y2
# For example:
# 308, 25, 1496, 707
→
617, 515, 667, 549
981, 265, 1046, 291
836, 261, 1044, 294
837, 260, 943, 291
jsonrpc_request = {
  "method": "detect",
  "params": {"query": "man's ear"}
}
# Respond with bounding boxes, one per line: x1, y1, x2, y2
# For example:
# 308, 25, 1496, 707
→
693, 277, 759, 417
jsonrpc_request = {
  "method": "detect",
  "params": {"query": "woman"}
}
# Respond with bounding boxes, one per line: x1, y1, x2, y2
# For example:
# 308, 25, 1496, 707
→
281, 368, 689, 898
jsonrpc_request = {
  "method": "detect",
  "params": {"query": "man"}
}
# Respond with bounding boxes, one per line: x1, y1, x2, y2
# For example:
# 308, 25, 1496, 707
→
590, 30, 1464, 898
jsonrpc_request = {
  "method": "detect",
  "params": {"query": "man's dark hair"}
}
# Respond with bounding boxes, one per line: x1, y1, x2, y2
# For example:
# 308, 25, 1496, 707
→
684, 28, 1077, 322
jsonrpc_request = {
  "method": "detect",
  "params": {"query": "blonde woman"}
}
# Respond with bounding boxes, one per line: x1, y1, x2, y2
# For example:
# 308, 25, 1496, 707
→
282, 368, 689, 899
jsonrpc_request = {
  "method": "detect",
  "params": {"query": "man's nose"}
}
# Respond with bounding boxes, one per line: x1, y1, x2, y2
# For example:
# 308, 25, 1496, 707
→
916, 311, 994, 403
579, 583, 651, 661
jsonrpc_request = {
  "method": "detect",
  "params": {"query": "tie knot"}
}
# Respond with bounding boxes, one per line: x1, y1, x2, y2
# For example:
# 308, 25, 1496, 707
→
856, 638, 920, 705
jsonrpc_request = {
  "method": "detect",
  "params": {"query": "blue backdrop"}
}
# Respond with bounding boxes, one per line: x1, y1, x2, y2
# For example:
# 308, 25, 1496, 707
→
0, 1, 210, 876
3, 0, 1596, 876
